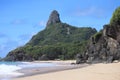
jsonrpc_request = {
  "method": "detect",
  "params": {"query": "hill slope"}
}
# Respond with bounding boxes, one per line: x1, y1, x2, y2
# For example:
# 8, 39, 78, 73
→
5, 10, 97, 61
28, 23, 96, 46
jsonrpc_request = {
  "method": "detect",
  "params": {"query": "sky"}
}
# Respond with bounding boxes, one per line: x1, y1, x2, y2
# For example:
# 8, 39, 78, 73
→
0, 0, 120, 58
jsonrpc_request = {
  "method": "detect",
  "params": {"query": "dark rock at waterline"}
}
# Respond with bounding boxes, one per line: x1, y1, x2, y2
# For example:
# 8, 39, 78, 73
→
76, 54, 87, 64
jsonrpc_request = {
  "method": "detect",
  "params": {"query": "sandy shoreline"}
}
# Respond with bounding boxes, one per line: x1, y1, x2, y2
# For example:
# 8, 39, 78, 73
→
18, 61, 88, 77
14, 61, 120, 80
32, 60, 76, 65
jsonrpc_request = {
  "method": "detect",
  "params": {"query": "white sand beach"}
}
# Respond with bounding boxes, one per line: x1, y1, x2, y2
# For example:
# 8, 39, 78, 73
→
14, 61, 120, 80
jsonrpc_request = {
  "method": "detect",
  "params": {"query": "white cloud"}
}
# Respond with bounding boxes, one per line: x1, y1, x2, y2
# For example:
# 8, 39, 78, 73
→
38, 21, 46, 26
18, 32, 37, 46
0, 45, 6, 51
11, 19, 27, 25
73, 7, 105, 18
19, 34, 32, 41
33, 21, 46, 28
0, 33, 9, 44
75, 7, 95, 16
0, 40, 19, 57
19, 32, 36, 41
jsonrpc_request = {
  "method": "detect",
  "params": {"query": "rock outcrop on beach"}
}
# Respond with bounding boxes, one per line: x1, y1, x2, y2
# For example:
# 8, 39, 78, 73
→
76, 7, 120, 64
4, 10, 96, 61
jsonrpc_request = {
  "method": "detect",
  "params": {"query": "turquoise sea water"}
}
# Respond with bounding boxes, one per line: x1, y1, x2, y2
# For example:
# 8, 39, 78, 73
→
0, 61, 22, 65
0, 61, 56, 80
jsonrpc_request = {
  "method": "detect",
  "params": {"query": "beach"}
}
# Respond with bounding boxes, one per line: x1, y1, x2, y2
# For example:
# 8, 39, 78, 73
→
14, 61, 120, 80
17, 60, 88, 77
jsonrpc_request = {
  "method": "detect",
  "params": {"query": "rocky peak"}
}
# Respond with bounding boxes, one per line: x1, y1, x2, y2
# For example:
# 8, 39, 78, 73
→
46, 10, 61, 26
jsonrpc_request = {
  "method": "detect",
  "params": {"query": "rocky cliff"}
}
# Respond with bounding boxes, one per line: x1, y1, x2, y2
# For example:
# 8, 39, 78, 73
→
76, 7, 120, 63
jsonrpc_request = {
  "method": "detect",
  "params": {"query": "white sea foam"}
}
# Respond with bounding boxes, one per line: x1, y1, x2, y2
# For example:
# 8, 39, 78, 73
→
0, 64, 23, 76
19, 62, 56, 68
0, 62, 56, 80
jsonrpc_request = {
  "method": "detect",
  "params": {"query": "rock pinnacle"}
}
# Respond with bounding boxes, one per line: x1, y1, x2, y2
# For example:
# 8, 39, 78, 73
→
46, 10, 61, 26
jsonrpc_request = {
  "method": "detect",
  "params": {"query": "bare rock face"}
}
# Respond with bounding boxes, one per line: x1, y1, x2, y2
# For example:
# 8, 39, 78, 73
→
91, 25, 119, 62
76, 24, 120, 64
46, 10, 61, 26
76, 7, 120, 64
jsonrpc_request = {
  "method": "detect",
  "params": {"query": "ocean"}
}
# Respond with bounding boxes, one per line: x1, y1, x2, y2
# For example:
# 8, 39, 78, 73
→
0, 61, 56, 80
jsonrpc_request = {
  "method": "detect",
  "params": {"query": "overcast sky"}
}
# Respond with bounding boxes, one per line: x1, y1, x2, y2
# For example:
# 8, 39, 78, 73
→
0, 0, 120, 57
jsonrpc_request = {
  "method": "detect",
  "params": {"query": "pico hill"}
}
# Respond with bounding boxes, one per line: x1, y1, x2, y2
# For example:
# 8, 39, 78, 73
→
4, 10, 97, 61
46, 10, 61, 26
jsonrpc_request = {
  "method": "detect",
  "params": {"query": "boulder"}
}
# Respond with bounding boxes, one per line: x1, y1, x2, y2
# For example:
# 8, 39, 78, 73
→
84, 24, 120, 63
76, 53, 87, 64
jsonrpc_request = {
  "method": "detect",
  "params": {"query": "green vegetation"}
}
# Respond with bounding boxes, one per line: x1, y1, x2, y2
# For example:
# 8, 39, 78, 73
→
93, 31, 102, 42
12, 41, 88, 60
28, 23, 96, 46
7, 23, 97, 60
110, 6, 120, 25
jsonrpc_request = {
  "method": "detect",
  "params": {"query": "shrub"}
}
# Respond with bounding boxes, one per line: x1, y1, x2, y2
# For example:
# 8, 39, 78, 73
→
110, 7, 120, 25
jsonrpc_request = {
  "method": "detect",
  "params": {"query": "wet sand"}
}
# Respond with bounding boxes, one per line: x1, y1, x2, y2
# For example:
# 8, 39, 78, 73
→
16, 60, 88, 77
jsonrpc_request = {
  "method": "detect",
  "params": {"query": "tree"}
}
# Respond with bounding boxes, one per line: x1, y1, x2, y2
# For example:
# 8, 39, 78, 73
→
110, 7, 120, 25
